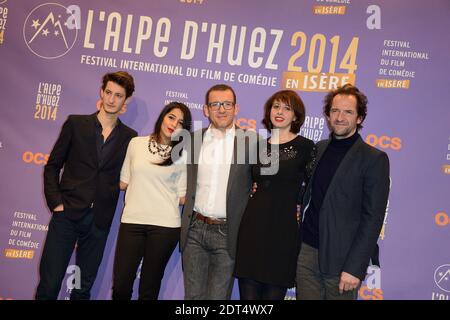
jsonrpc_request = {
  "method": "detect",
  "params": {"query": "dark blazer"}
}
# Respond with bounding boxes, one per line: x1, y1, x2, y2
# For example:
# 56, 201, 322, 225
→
44, 113, 137, 229
180, 127, 259, 259
301, 135, 390, 280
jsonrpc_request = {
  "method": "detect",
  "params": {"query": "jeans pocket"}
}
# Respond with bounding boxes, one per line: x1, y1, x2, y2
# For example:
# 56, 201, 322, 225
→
190, 216, 200, 228
217, 224, 228, 237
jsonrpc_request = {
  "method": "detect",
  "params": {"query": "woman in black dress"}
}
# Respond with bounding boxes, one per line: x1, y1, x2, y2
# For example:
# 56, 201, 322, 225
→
234, 90, 315, 300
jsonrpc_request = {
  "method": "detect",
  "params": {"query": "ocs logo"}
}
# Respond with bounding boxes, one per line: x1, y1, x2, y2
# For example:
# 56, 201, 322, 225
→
434, 264, 450, 293
365, 134, 402, 151
435, 212, 449, 226
359, 286, 383, 300
358, 266, 383, 300
22, 151, 49, 165
23, 3, 80, 59
65, 265, 81, 290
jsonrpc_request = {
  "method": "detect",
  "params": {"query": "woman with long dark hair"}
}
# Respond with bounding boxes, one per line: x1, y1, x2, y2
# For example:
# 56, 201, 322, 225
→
112, 102, 192, 300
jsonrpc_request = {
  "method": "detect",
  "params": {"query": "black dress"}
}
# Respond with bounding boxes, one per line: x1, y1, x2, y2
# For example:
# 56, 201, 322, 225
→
234, 135, 315, 288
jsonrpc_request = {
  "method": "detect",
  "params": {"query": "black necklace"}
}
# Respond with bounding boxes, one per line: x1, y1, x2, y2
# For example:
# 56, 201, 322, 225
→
148, 136, 172, 160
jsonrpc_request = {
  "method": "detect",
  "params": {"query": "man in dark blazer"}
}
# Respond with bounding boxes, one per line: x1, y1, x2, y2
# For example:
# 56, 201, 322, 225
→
35, 71, 137, 300
180, 84, 258, 299
297, 84, 390, 300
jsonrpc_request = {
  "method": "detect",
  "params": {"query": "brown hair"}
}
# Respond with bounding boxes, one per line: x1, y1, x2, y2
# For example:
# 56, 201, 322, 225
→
101, 71, 135, 98
262, 90, 305, 134
323, 84, 368, 131
205, 84, 236, 105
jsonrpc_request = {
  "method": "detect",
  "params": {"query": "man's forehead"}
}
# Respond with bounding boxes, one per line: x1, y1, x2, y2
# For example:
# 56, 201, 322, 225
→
332, 95, 356, 107
209, 89, 233, 99
104, 81, 125, 93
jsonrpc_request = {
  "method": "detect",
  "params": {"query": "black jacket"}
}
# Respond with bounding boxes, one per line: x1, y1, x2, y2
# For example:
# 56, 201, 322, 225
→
301, 136, 390, 280
44, 113, 137, 229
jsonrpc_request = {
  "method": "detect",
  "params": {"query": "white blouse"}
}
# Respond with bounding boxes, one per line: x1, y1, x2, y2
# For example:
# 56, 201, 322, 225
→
120, 136, 186, 228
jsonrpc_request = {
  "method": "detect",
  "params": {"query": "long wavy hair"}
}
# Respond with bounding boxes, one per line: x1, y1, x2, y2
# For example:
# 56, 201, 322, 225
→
152, 102, 192, 166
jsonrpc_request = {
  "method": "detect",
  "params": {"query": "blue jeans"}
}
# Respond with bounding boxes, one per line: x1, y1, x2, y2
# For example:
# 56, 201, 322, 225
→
182, 218, 234, 300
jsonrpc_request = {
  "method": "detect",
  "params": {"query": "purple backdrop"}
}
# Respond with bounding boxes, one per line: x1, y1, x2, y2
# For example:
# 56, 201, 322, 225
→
1, 0, 449, 300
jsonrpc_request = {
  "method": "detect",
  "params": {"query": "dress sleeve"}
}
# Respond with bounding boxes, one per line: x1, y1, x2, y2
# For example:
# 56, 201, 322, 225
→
305, 143, 317, 181
177, 164, 187, 197
120, 138, 135, 184
298, 142, 317, 204
175, 149, 187, 197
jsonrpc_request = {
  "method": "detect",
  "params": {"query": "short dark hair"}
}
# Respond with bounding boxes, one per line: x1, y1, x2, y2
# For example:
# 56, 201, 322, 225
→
323, 84, 368, 131
101, 71, 135, 98
205, 84, 236, 105
262, 90, 306, 134
153, 102, 192, 166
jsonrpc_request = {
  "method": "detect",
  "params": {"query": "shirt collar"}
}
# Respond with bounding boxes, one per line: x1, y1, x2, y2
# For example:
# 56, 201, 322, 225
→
94, 111, 121, 129
204, 124, 236, 140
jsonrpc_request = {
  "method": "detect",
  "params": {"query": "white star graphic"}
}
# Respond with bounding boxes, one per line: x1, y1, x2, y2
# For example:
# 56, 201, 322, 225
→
54, 30, 59, 36
42, 29, 49, 36
31, 19, 40, 30
439, 272, 443, 276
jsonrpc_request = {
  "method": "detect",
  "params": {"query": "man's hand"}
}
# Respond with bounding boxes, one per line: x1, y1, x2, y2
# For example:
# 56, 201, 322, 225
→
53, 204, 64, 212
96, 99, 127, 114
339, 271, 360, 294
